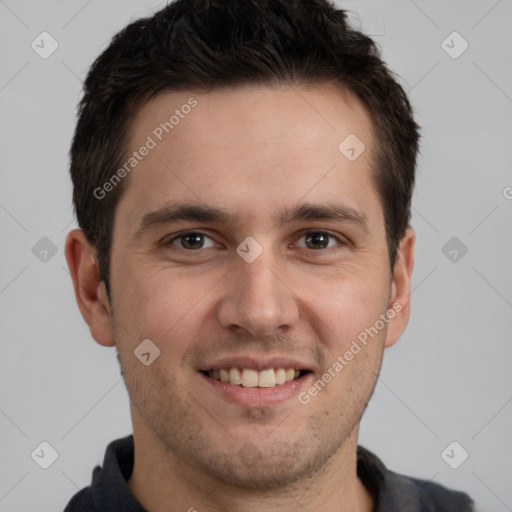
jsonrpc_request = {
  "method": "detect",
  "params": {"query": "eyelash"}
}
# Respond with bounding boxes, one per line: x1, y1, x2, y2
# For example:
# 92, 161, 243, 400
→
164, 230, 347, 253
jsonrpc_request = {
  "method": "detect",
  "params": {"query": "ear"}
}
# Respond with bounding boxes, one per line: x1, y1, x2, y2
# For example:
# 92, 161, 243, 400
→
384, 227, 415, 349
65, 229, 115, 347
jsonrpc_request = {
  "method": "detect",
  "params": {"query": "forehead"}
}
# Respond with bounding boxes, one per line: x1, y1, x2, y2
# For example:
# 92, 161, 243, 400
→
116, 84, 382, 232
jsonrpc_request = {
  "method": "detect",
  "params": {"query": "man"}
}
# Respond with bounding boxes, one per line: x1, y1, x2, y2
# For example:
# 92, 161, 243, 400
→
63, 0, 474, 510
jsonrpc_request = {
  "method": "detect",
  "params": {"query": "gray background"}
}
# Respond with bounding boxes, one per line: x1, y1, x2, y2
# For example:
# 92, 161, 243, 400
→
0, 0, 511, 510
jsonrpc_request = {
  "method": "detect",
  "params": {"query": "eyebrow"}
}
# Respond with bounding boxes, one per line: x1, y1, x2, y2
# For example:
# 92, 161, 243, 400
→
134, 201, 369, 239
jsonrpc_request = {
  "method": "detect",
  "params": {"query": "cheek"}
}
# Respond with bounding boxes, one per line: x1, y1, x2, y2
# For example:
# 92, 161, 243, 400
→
111, 262, 222, 349
306, 270, 389, 349
304, 276, 388, 410
110, 249, 390, 356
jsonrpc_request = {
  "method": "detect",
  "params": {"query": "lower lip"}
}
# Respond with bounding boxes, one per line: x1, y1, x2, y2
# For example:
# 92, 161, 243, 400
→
199, 372, 313, 407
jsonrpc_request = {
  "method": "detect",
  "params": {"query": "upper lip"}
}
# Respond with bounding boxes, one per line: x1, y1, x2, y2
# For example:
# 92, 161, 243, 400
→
199, 356, 313, 372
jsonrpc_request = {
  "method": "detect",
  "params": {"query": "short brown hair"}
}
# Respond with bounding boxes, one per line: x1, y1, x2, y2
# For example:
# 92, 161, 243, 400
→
70, 0, 420, 295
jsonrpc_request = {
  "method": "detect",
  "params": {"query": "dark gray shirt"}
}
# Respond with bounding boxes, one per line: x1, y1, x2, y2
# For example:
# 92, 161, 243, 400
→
64, 435, 474, 511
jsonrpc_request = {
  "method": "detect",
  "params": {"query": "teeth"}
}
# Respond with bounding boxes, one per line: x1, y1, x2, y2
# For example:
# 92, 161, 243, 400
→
258, 369, 276, 388
229, 368, 242, 385
207, 367, 305, 388
242, 368, 258, 387
275, 368, 287, 385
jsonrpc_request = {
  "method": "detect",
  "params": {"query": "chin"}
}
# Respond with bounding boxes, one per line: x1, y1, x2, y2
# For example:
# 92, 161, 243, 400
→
193, 437, 338, 491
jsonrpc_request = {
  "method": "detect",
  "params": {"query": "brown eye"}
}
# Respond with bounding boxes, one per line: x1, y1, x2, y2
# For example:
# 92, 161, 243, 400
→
306, 232, 329, 249
295, 231, 341, 250
169, 232, 216, 250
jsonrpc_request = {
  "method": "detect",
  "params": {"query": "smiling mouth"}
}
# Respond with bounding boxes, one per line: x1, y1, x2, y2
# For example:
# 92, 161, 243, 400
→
201, 368, 312, 388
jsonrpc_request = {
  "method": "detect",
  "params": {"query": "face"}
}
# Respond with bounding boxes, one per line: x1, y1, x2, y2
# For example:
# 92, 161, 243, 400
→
97, 85, 412, 488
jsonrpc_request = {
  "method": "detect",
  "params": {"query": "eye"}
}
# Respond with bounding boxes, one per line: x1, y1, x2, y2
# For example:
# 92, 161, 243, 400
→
294, 231, 344, 250
167, 231, 217, 250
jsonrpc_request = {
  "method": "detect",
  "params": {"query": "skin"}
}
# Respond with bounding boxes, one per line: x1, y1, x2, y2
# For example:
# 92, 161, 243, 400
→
66, 84, 414, 512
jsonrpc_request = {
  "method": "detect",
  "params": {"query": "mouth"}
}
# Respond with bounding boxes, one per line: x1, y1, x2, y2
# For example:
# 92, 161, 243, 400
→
197, 357, 315, 407
200, 367, 312, 388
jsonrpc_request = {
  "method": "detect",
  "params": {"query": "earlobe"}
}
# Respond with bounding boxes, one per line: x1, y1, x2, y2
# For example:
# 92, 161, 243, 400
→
65, 229, 115, 347
384, 228, 415, 349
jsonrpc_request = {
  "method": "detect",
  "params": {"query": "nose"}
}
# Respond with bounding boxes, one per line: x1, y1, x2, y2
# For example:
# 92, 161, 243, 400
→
216, 250, 300, 339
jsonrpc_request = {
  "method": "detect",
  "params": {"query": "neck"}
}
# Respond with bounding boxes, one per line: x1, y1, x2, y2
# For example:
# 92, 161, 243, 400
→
128, 414, 374, 512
